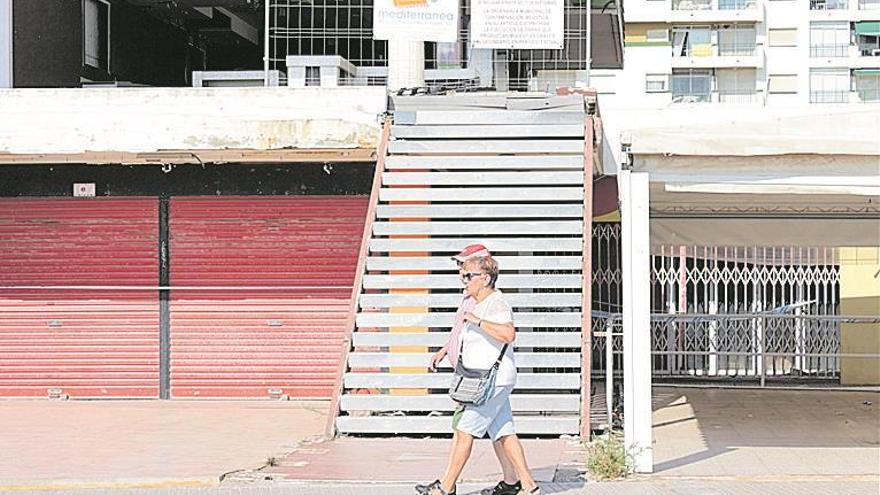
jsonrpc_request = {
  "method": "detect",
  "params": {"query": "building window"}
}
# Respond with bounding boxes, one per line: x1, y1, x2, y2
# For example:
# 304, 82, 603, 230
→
83, 0, 110, 70
768, 74, 798, 93
716, 68, 757, 102
672, 26, 713, 57
672, 69, 713, 102
719, 0, 756, 10
810, 22, 850, 57
646, 73, 670, 92
768, 28, 798, 47
673, 0, 712, 11
854, 70, 880, 101
810, 68, 850, 102
646, 29, 670, 43
810, 0, 848, 9
718, 26, 757, 55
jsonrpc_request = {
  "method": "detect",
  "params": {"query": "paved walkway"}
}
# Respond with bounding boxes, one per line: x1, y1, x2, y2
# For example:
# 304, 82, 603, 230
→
14, 480, 880, 495
0, 400, 328, 490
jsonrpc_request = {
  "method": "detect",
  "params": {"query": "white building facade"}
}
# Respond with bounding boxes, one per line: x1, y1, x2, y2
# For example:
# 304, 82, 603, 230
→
591, 0, 880, 107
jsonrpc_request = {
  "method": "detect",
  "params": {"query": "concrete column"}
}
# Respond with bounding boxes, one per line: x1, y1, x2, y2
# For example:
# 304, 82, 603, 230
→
619, 170, 653, 474
840, 247, 880, 385
387, 39, 424, 91
0, 0, 12, 88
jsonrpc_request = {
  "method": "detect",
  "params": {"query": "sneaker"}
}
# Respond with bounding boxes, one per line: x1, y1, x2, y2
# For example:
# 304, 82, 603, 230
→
416, 480, 456, 495
480, 480, 522, 495
517, 485, 541, 495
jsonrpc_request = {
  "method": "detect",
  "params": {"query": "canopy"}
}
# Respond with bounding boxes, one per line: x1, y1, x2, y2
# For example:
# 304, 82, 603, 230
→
855, 22, 880, 36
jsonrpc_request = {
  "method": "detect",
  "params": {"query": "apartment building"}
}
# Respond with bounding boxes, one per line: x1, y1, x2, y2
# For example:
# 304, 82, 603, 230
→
593, 0, 880, 105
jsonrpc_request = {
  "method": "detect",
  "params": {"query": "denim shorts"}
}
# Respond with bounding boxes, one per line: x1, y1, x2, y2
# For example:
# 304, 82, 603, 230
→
452, 385, 516, 441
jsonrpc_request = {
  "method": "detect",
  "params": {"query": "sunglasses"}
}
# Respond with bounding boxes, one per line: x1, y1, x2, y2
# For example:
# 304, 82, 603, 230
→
460, 272, 484, 281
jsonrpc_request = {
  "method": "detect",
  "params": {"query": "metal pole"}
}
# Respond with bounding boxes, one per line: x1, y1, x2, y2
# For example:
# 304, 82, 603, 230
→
605, 320, 613, 430
263, 0, 271, 87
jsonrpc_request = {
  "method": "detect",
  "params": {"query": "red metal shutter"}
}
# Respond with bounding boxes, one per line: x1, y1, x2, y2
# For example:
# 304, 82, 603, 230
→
169, 196, 368, 398
0, 198, 160, 398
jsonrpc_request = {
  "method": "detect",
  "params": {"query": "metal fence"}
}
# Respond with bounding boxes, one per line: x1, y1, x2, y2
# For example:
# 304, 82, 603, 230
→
268, 0, 604, 91
589, 223, 863, 386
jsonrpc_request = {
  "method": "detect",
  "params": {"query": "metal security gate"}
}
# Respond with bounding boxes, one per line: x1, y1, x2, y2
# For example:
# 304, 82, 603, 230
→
590, 223, 846, 383
168, 196, 369, 399
0, 198, 160, 398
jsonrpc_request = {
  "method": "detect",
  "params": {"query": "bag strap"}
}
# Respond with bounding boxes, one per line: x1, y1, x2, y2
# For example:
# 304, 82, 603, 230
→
493, 343, 509, 368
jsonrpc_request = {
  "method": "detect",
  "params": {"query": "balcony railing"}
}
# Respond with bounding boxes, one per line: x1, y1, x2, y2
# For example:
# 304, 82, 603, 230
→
859, 0, 880, 9
811, 0, 848, 9
719, 0, 756, 9
810, 90, 849, 102
673, 0, 712, 11
718, 43, 758, 56
810, 44, 850, 57
859, 44, 880, 56
857, 88, 880, 101
718, 91, 759, 103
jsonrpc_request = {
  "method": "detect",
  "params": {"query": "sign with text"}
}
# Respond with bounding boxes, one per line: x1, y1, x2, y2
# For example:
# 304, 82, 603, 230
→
471, 0, 564, 50
373, 0, 460, 43
73, 183, 96, 197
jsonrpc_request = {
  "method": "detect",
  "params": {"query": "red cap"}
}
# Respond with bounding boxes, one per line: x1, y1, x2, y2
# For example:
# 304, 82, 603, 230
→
452, 243, 492, 262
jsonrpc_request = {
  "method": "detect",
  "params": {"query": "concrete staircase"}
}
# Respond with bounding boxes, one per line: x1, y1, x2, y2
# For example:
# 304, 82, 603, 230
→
335, 94, 589, 436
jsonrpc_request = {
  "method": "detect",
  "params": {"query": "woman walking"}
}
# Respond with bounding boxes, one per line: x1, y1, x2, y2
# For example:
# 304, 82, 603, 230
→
418, 254, 541, 495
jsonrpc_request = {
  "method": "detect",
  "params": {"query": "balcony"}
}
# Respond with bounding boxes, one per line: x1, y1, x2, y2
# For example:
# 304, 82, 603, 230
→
854, 70, 880, 102
810, 44, 850, 57
810, 90, 850, 102
670, 0, 762, 22
811, 0, 848, 9
860, 0, 880, 9
672, 44, 762, 68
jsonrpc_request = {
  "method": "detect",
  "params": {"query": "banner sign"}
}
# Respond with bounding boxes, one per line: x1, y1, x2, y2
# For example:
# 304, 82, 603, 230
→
471, 0, 564, 50
373, 0, 460, 43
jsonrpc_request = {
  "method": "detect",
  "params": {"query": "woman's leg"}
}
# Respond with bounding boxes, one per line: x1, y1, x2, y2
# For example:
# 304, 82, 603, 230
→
492, 439, 518, 484
498, 434, 538, 491
436, 429, 475, 493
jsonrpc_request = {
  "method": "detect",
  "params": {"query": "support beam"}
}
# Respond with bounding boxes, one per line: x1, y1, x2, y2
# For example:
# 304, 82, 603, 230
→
0, 0, 11, 88
619, 170, 653, 473
387, 40, 425, 90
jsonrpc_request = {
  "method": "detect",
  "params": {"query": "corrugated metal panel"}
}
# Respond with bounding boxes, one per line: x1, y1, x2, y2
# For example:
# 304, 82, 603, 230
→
0, 198, 160, 398
169, 196, 369, 398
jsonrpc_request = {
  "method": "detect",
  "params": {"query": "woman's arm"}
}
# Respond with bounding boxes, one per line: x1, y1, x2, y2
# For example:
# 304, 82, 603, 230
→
463, 312, 515, 344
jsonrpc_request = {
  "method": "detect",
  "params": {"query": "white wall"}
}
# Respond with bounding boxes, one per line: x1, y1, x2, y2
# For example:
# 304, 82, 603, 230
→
0, 0, 11, 88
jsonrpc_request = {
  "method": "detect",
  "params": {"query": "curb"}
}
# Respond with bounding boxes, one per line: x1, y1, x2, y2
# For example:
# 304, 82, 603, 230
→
0, 477, 217, 492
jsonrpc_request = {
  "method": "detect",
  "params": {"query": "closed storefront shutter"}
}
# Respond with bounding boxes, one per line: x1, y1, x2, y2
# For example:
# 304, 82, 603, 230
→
169, 196, 368, 398
0, 198, 160, 398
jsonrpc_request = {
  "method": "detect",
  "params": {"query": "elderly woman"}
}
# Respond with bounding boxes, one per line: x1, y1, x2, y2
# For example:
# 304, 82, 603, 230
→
418, 255, 541, 495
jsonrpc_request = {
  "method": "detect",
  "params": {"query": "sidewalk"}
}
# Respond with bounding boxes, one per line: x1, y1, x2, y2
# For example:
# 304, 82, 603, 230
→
0, 400, 328, 491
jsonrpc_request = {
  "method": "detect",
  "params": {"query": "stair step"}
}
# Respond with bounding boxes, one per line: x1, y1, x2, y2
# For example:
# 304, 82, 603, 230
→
378, 186, 584, 202
391, 124, 583, 139
336, 416, 579, 435
343, 372, 580, 390
369, 238, 583, 254
376, 204, 583, 219
361, 274, 582, 290
388, 139, 583, 155
394, 110, 584, 126
365, 256, 583, 272
347, 352, 580, 369
351, 332, 580, 349
385, 155, 584, 170
358, 292, 583, 309
382, 171, 584, 186
340, 394, 580, 412
372, 220, 583, 236
355, 312, 581, 329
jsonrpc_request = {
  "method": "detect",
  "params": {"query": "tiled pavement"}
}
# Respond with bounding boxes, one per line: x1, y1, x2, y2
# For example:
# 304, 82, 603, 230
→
13, 480, 880, 495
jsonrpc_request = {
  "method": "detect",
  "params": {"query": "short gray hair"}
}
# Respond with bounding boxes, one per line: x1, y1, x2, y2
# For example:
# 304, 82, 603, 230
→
463, 256, 499, 288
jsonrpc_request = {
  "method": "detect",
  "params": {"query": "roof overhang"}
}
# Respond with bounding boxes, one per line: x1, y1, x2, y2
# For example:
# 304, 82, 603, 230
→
0, 87, 387, 165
